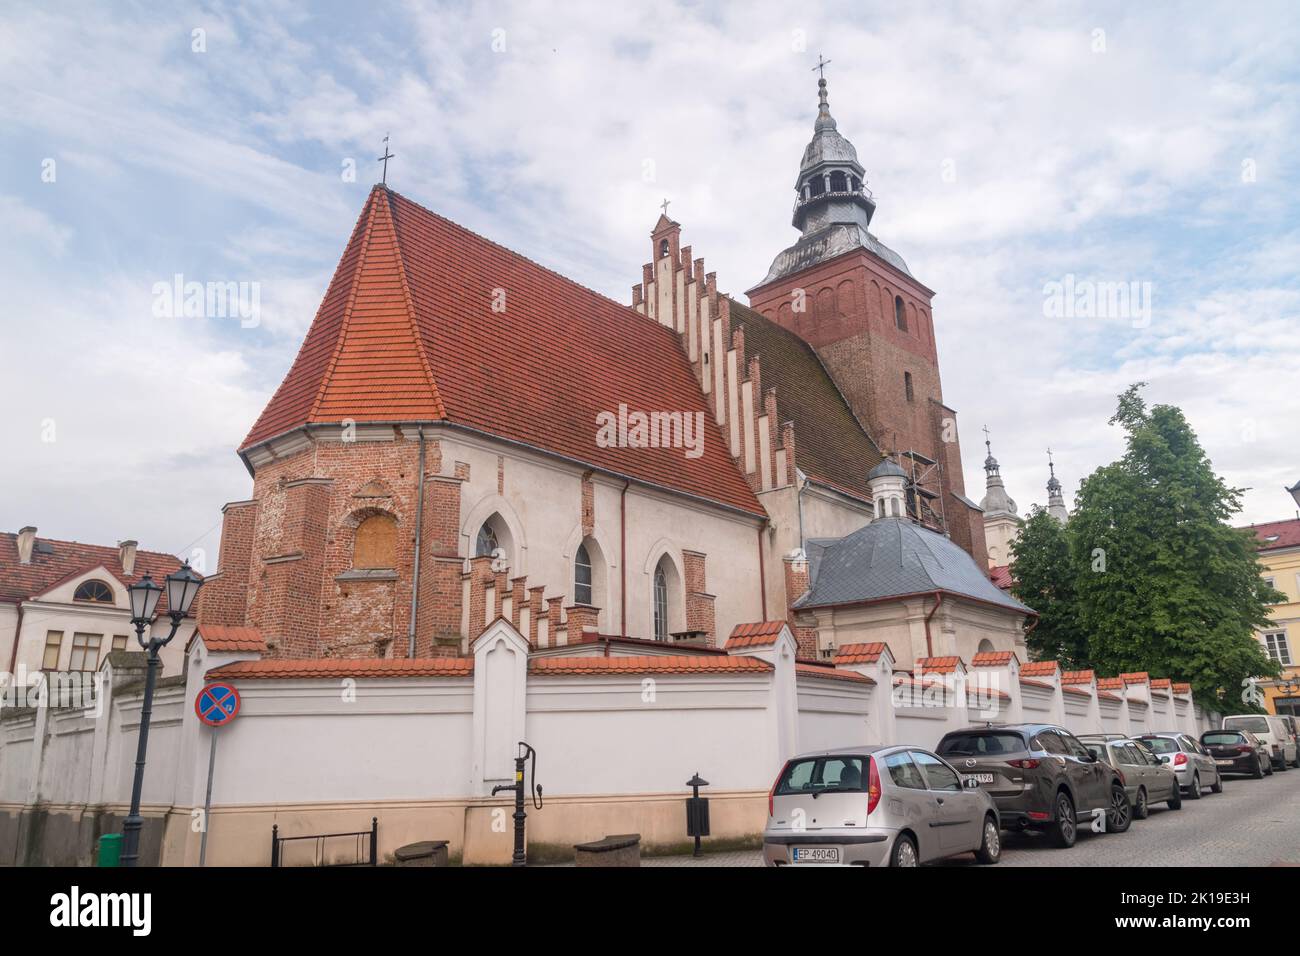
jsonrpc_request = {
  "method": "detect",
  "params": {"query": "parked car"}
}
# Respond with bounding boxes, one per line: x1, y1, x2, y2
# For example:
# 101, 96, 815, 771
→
935, 724, 1131, 848
1282, 716, 1300, 764
763, 745, 1002, 866
1222, 714, 1300, 770
1200, 729, 1270, 778
1137, 732, 1224, 797
1078, 735, 1181, 817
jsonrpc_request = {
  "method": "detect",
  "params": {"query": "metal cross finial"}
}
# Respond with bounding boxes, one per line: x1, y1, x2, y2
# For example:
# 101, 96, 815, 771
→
983, 424, 992, 450
378, 135, 395, 186
1047, 447, 1057, 477
660, 197, 671, 216
812, 54, 832, 79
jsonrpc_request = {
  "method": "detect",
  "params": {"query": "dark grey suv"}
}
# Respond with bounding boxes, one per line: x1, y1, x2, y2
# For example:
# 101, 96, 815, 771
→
936, 723, 1132, 848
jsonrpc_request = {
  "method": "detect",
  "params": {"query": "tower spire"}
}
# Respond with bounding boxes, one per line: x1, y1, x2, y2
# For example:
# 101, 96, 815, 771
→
1046, 448, 1068, 523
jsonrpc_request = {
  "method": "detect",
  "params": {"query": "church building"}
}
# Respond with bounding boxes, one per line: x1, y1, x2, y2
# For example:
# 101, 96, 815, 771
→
197, 74, 1032, 672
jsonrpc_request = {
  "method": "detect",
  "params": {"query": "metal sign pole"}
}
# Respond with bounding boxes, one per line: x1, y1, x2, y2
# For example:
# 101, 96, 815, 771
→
199, 728, 218, 867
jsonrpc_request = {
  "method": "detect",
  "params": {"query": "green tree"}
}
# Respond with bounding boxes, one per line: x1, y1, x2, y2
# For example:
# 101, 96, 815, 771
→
1009, 506, 1088, 668
1067, 384, 1281, 707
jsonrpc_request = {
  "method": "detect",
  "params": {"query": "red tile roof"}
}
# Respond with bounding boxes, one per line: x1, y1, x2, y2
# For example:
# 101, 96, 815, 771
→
988, 564, 1014, 590
795, 662, 873, 684
1121, 672, 1150, 685
724, 621, 787, 649
1019, 677, 1053, 690
1097, 677, 1124, 690
207, 657, 473, 680
529, 655, 771, 677
1021, 660, 1059, 677
915, 656, 962, 674
1062, 684, 1092, 697
1172, 682, 1192, 694
0, 531, 186, 612
1061, 669, 1095, 685
971, 650, 1015, 667
832, 642, 888, 665
192, 625, 266, 653
242, 187, 762, 517
1243, 517, 1300, 552
1150, 678, 1171, 689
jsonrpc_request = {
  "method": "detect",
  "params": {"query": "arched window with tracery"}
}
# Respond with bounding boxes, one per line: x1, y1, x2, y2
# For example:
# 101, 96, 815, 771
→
74, 580, 114, 604
575, 542, 593, 605
653, 562, 669, 641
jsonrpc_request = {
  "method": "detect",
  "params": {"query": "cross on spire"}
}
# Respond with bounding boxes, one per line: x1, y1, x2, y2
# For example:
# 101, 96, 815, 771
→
812, 54, 832, 79
1047, 447, 1056, 477
660, 197, 671, 216
377, 134, 395, 186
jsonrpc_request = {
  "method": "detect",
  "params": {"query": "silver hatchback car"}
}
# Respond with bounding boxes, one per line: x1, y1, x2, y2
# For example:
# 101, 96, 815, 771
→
763, 745, 1001, 867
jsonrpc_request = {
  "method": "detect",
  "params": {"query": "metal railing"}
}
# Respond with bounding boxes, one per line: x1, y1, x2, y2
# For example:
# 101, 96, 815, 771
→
271, 817, 378, 867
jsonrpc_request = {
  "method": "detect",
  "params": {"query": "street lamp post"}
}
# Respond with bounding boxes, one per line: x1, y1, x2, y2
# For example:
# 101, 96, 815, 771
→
121, 562, 203, 867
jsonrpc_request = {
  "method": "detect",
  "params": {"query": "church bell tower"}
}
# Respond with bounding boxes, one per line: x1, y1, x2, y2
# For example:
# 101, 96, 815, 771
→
746, 68, 988, 565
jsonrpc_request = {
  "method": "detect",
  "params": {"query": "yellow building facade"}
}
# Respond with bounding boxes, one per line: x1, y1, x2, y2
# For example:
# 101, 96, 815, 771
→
1248, 517, 1300, 716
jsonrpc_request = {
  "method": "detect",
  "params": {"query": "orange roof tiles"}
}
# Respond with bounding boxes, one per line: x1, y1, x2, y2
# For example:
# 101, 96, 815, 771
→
988, 564, 1014, 590
1122, 672, 1150, 684
915, 656, 962, 674
207, 657, 473, 680
1172, 682, 1192, 694
194, 625, 266, 653
795, 663, 873, 684
971, 650, 1015, 667
0, 531, 188, 612
529, 655, 771, 677
1150, 678, 1171, 689
832, 642, 888, 665
1061, 669, 1095, 685
724, 621, 787, 649
242, 187, 763, 517
1021, 660, 1059, 677
1097, 677, 1124, 690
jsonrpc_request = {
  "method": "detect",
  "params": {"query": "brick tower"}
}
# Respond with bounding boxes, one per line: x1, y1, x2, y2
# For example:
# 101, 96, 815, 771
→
746, 73, 987, 565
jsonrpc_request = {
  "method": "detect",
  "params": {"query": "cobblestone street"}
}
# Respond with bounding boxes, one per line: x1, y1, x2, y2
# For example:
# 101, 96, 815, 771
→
658, 768, 1300, 867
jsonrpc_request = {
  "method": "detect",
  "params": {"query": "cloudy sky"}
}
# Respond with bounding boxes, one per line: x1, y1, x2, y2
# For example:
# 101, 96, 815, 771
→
1, 0, 1297, 568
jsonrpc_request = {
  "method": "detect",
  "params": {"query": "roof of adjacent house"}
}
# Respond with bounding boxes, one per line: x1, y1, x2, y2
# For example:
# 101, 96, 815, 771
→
728, 299, 883, 502
1244, 517, 1300, 552
190, 625, 267, 654
793, 518, 1033, 614
241, 186, 763, 517
0, 531, 185, 611
989, 564, 1013, 590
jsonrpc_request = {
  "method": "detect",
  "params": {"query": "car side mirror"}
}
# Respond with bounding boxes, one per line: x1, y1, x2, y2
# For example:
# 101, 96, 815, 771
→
963, 777, 980, 790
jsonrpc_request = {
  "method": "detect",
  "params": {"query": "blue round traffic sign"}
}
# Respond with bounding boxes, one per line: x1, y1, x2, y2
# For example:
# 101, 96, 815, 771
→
195, 682, 240, 727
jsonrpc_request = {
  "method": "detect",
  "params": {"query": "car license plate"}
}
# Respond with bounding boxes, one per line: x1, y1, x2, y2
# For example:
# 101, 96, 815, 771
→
792, 847, 840, 864
962, 773, 994, 785
1215, 759, 1233, 766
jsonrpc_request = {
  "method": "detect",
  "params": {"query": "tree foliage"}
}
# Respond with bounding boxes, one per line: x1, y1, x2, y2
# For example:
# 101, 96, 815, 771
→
1010, 384, 1280, 708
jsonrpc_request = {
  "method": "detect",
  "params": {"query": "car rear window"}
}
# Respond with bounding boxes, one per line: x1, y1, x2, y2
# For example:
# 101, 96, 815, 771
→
1202, 732, 1244, 745
774, 756, 869, 795
1140, 736, 1177, 754
1224, 717, 1270, 735
937, 732, 1025, 757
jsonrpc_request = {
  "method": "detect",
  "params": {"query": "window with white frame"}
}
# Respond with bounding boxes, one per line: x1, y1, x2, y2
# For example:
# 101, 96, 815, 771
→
574, 542, 593, 605
1263, 631, 1292, 665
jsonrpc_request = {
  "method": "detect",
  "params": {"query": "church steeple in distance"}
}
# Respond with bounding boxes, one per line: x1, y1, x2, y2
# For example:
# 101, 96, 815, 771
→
1046, 448, 1069, 523
978, 427, 1016, 520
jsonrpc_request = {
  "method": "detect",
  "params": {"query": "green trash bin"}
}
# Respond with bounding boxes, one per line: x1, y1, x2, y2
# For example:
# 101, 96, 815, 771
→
98, 834, 122, 867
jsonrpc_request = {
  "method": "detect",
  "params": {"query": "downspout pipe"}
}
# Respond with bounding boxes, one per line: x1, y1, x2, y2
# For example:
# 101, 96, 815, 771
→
6, 602, 24, 674
620, 480, 629, 637
407, 426, 426, 658
923, 590, 943, 659
757, 523, 768, 622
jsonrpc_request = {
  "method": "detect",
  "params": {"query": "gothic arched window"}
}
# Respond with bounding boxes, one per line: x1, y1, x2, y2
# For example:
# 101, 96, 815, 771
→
74, 580, 114, 604
653, 562, 669, 642
475, 522, 499, 558
894, 295, 908, 331
574, 542, 593, 605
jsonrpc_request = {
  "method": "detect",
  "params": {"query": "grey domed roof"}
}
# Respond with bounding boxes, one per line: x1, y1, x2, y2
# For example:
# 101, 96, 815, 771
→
793, 519, 1033, 614
979, 479, 1017, 518
867, 459, 908, 481
800, 125, 860, 174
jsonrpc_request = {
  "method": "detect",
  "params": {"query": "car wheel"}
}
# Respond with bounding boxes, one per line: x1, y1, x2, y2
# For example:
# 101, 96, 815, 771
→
1186, 772, 1202, 799
1049, 791, 1077, 848
974, 815, 1001, 864
890, 833, 918, 868
1210, 772, 1223, 794
1252, 757, 1265, 779
1133, 787, 1149, 820
1106, 784, 1132, 833
1167, 780, 1182, 809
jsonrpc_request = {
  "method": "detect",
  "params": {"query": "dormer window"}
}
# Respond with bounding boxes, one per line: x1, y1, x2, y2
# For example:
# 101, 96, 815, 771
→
74, 580, 114, 604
